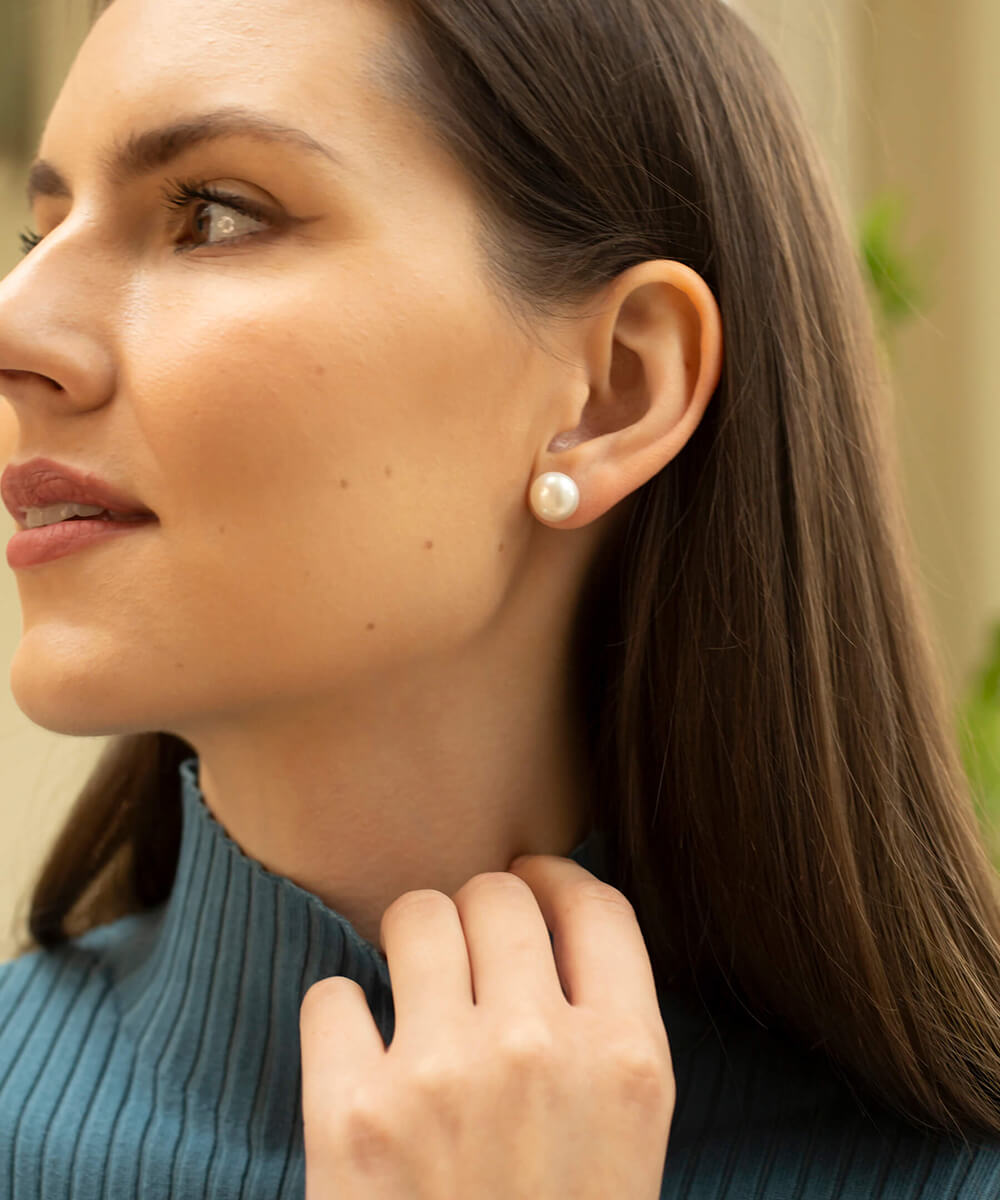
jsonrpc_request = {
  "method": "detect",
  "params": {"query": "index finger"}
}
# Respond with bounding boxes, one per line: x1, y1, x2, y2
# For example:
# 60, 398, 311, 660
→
507, 854, 664, 1031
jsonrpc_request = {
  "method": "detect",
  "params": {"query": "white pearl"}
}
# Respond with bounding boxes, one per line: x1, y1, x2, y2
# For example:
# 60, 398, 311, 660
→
529, 472, 580, 523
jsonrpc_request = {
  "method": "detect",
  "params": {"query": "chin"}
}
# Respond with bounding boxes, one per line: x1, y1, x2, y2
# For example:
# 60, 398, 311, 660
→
8, 650, 157, 738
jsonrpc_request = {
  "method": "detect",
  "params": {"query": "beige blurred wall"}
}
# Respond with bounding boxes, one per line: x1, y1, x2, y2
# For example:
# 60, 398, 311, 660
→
738, 2, 999, 707
0, 0, 997, 959
859, 0, 998, 709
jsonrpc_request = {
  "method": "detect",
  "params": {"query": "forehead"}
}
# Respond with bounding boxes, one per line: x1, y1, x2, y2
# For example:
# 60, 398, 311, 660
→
43, 0, 405, 162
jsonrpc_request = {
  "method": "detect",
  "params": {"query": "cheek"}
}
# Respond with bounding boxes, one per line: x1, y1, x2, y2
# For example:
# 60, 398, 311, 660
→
127, 290, 526, 690
0, 401, 17, 475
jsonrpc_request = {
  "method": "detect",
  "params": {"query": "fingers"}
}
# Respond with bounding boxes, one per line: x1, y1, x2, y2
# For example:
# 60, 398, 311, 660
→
449, 871, 567, 1013
343, 857, 664, 1065
299, 976, 387, 1109
378, 872, 570, 1045
377, 889, 473, 1043
507, 855, 666, 1035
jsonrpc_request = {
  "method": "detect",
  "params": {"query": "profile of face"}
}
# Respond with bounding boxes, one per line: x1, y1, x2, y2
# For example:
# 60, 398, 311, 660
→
0, 0, 721, 765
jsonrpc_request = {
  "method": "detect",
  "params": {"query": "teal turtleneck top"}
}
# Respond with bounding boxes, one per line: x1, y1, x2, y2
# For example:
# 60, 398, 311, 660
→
1, 754, 999, 1198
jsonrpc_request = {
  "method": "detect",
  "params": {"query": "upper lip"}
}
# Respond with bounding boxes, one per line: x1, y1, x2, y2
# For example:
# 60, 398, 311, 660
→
0, 458, 157, 528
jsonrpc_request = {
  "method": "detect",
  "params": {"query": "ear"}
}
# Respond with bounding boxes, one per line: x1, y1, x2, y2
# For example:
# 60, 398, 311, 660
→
530, 259, 723, 529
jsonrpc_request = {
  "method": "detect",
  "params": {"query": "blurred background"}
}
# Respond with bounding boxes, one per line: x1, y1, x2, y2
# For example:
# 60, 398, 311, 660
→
2, 0, 999, 960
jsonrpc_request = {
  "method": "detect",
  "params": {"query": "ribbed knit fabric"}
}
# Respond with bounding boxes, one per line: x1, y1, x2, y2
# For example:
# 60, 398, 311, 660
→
1, 754, 999, 1198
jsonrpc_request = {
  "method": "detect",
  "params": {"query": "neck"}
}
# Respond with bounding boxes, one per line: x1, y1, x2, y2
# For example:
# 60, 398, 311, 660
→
174, 640, 593, 948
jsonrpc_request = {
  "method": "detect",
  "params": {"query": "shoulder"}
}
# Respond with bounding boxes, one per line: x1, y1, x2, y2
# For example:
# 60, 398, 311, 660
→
0, 932, 129, 1193
0, 936, 102, 1011
657, 988, 1000, 1198
0, 911, 157, 1075
0, 939, 108, 1172
660, 1081, 1000, 1198
0, 936, 113, 1074
944, 1135, 1000, 1198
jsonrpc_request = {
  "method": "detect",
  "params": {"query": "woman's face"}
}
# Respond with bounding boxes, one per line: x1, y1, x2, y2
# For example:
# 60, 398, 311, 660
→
0, 0, 591, 736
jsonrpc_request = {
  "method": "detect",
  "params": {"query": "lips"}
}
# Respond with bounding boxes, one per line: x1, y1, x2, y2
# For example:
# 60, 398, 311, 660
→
0, 458, 156, 528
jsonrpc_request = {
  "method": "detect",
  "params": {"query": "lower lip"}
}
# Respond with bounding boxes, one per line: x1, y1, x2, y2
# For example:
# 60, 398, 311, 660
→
6, 518, 159, 569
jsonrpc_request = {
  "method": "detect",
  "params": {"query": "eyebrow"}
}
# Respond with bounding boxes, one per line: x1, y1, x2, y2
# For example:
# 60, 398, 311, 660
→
25, 106, 345, 207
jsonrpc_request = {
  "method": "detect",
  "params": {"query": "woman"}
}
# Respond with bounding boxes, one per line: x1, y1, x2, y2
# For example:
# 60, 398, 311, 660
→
1, 0, 999, 1195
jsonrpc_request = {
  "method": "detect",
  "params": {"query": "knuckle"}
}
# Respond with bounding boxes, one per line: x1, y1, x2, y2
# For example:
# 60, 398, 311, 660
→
380, 888, 450, 939
384, 888, 450, 919
574, 880, 636, 916
406, 1049, 466, 1097
453, 871, 529, 903
495, 1020, 557, 1071
338, 1092, 397, 1164
609, 1036, 673, 1107
300, 975, 361, 1014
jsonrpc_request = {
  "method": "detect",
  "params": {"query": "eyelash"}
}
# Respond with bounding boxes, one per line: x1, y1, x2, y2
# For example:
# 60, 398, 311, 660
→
17, 176, 274, 258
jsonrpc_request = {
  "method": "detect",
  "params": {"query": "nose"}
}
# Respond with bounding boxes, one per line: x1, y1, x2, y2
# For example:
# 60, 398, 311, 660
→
0, 225, 116, 418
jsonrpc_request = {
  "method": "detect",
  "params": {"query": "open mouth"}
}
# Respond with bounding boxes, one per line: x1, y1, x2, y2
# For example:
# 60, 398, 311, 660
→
19, 507, 157, 531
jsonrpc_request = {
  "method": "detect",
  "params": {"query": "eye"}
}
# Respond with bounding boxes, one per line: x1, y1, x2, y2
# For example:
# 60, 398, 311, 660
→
16, 176, 277, 258
19, 229, 42, 257
160, 177, 275, 252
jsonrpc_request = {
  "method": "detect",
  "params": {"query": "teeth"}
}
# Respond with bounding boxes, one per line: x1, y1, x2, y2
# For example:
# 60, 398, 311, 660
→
24, 503, 108, 529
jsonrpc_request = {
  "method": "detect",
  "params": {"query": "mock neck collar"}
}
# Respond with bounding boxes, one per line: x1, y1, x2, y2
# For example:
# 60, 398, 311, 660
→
112, 754, 613, 1071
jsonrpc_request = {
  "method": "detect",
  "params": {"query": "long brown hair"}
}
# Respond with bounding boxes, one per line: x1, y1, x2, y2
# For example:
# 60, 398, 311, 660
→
11, 0, 1000, 1145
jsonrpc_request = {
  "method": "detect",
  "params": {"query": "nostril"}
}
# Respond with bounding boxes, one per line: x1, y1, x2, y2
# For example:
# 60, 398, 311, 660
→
0, 370, 64, 393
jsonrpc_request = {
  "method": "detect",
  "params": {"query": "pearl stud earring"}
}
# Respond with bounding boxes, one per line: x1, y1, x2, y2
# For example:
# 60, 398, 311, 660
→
529, 472, 580, 523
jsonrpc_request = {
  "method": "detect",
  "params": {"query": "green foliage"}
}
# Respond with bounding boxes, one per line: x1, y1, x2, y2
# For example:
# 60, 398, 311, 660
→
959, 622, 1000, 870
858, 191, 925, 335
855, 194, 1000, 866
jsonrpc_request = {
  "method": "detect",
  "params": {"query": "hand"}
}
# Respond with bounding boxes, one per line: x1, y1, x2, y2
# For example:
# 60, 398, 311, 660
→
298, 852, 675, 1199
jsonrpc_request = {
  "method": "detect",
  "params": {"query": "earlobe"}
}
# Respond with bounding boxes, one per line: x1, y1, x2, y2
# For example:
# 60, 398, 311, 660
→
526, 260, 723, 533
529, 471, 580, 524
